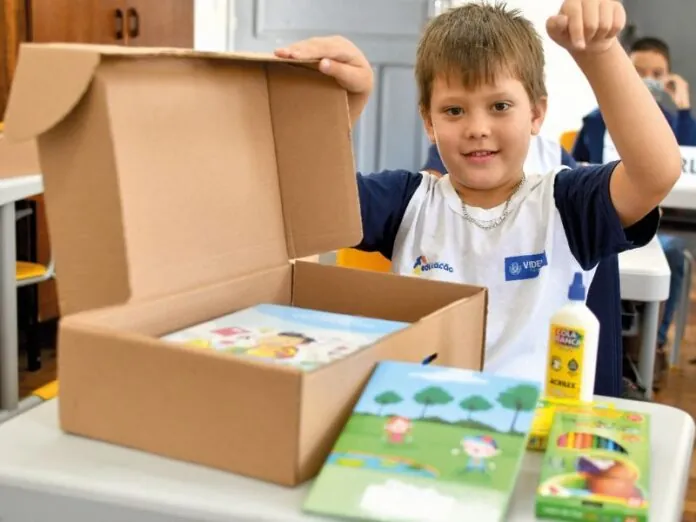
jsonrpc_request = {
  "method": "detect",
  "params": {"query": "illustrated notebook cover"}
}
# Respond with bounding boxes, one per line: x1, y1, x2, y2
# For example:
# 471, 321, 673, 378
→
303, 361, 543, 521
160, 304, 409, 371
536, 409, 650, 522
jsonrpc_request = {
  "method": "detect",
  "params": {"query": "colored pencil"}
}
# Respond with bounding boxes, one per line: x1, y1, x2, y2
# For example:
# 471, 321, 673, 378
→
421, 353, 438, 365
566, 432, 576, 448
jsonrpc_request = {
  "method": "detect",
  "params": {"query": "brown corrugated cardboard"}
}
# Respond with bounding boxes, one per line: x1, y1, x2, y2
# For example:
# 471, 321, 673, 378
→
3, 42, 488, 486
0, 133, 40, 178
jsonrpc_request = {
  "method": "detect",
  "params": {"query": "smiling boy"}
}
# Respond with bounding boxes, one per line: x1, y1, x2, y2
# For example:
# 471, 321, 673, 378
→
275, 0, 681, 395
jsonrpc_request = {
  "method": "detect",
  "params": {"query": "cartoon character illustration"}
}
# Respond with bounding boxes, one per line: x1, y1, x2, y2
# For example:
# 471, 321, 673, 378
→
243, 331, 315, 360
452, 435, 500, 474
575, 456, 643, 501
383, 416, 413, 444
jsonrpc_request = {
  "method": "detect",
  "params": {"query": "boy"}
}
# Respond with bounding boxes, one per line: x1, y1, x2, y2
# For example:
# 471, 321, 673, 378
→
275, 0, 681, 396
573, 36, 693, 385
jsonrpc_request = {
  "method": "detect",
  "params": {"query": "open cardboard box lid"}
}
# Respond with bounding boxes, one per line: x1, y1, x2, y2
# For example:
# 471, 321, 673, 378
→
0, 133, 40, 178
3, 43, 363, 315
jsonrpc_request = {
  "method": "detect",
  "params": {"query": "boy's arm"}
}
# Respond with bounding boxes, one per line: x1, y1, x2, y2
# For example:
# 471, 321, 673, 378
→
355, 171, 423, 259
548, 1, 681, 227
573, 43, 680, 226
554, 163, 659, 270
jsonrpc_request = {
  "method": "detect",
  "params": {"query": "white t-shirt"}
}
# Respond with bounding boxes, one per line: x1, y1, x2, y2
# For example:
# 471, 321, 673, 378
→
354, 163, 658, 385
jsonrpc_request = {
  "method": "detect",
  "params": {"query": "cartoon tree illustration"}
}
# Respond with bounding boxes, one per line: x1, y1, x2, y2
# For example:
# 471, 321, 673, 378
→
496, 384, 539, 433
414, 386, 453, 419
374, 391, 403, 416
459, 395, 493, 421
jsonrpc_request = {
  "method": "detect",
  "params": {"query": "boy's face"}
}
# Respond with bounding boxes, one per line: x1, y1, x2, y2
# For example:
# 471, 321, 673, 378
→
423, 73, 545, 193
630, 50, 669, 81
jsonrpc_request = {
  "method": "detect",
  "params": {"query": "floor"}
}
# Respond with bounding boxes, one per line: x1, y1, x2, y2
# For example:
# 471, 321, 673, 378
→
14, 285, 696, 520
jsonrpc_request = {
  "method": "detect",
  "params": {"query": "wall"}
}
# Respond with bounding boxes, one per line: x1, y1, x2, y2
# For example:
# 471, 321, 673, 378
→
194, 0, 597, 141
193, 0, 234, 52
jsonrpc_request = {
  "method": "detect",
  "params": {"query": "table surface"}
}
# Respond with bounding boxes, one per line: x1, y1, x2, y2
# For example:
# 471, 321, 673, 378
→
0, 174, 42, 207
0, 398, 691, 522
618, 235, 671, 302
662, 175, 696, 210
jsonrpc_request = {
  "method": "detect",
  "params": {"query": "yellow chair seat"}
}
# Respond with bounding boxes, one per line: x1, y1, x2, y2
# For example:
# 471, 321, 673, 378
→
16, 261, 49, 281
32, 380, 59, 401
336, 248, 391, 272
560, 130, 578, 154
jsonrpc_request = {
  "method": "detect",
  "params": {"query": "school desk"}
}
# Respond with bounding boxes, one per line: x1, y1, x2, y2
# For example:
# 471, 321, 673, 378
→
618, 234, 671, 398
0, 397, 691, 521
0, 174, 43, 415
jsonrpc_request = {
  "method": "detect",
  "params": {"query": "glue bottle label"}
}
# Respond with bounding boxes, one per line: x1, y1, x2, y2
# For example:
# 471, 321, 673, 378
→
545, 324, 585, 400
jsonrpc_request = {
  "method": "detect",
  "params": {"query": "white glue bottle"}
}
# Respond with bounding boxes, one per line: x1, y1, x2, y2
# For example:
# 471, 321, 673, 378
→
544, 272, 600, 403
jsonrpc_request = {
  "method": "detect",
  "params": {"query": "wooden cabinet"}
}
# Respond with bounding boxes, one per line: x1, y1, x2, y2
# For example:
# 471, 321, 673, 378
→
1, 0, 193, 321
29, 0, 193, 47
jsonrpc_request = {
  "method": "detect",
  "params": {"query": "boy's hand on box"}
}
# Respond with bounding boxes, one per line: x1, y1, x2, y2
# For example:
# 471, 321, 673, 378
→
547, 0, 626, 54
275, 36, 373, 97
275, 36, 373, 125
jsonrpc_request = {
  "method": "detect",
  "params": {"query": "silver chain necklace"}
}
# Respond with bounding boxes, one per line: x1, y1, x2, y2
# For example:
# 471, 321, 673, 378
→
460, 174, 526, 230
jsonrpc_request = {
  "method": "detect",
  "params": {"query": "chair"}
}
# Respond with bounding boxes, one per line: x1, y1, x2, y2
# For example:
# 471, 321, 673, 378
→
15, 205, 55, 372
559, 130, 579, 154
671, 249, 693, 367
335, 249, 391, 272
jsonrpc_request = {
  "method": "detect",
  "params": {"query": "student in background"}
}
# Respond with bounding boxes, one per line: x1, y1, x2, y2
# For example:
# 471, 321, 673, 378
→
573, 36, 692, 387
573, 37, 696, 163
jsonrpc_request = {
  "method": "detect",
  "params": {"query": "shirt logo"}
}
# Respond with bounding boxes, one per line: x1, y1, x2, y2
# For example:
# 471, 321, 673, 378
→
412, 255, 454, 275
504, 252, 547, 281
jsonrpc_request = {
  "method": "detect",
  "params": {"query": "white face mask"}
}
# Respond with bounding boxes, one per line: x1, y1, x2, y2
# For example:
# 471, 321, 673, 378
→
643, 77, 665, 102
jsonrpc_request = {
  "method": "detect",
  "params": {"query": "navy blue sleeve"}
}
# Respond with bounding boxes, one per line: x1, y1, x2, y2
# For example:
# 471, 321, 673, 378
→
560, 146, 578, 168
554, 161, 660, 270
421, 144, 446, 174
675, 109, 696, 146
571, 126, 590, 163
355, 170, 423, 260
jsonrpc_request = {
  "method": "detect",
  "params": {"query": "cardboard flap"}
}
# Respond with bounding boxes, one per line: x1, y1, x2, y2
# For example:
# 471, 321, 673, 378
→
268, 66, 363, 259
5, 43, 362, 314
3, 44, 101, 142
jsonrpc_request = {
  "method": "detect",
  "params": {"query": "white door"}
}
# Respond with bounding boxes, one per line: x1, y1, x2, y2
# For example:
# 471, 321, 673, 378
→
234, 0, 445, 173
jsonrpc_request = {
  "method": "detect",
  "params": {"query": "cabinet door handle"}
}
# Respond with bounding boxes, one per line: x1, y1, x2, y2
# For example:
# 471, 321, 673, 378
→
126, 7, 140, 39
114, 9, 124, 40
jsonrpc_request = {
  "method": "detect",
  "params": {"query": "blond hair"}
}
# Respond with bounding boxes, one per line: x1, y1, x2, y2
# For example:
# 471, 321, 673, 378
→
416, 1, 547, 111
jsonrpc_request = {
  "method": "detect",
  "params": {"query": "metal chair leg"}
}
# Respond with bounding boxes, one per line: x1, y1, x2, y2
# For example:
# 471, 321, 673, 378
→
672, 250, 693, 367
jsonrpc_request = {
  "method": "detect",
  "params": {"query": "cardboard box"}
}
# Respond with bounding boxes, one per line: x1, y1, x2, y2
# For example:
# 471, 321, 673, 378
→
3, 43, 488, 486
0, 133, 40, 178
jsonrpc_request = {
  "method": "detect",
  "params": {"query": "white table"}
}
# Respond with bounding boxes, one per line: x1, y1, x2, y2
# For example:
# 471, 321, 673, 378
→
0, 398, 691, 522
618, 235, 671, 397
661, 180, 696, 210
0, 174, 43, 414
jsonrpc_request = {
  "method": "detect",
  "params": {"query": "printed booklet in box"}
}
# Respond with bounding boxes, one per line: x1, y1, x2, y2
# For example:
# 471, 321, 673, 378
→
161, 304, 409, 371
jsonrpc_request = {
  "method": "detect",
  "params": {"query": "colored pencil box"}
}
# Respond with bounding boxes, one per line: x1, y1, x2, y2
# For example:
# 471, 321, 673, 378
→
536, 409, 650, 522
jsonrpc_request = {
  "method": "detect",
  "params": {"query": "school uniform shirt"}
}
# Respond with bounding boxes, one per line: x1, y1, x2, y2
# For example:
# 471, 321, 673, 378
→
573, 105, 696, 164
354, 163, 659, 395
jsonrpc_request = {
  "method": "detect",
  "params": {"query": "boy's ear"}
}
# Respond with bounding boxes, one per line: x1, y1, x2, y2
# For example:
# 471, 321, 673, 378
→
420, 104, 436, 143
531, 96, 548, 136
